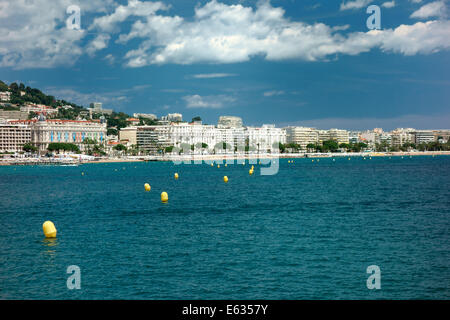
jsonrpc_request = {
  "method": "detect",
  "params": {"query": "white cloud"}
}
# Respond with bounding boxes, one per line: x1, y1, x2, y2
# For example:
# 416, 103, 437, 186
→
1, 0, 450, 69
263, 90, 285, 97
191, 73, 237, 79
0, 0, 116, 69
340, 0, 373, 11
410, 1, 447, 19
86, 34, 111, 56
108, 0, 450, 67
183, 94, 235, 109
382, 1, 396, 9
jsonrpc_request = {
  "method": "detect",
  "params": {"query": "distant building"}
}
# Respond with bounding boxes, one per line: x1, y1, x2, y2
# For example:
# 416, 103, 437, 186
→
89, 102, 113, 115
126, 118, 140, 126
161, 113, 182, 122
0, 91, 11, 102
133, 113, 157, 120
0, 110, 29, 120
217, 116, 243, 128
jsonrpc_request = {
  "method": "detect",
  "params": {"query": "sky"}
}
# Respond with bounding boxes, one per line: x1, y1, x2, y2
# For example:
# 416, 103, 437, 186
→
0, 0, 449, 130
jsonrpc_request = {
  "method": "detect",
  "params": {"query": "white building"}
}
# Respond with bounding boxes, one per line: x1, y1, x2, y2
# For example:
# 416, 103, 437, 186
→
161, 113, 182, 122
10, 117, 107, 154
285, 126, 319, 149
218, 116, 243, 128
0, 121, 31, 152
133, 113, 157, 120
0, 91, 11, 102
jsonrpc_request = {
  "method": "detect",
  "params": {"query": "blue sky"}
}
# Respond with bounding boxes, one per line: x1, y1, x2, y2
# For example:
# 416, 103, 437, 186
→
1, 0, 449, 130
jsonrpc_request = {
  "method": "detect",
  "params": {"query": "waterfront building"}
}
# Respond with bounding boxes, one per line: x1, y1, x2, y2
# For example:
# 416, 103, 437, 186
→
10, 117, 107, 154
218, 116, 243, 128
285, 126, 318, 150
135, 125, 171, 153
0, 120, 31, 152
246, 125, 286, 153
118, 127, 137, 145
390, 128, 415, 147
328, 128, 349, 144
414, 130, 435, 144
348, 131, 361, 144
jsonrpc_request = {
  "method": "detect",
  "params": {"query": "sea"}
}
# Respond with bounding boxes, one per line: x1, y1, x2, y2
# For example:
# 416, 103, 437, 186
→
0, 156, 449, 299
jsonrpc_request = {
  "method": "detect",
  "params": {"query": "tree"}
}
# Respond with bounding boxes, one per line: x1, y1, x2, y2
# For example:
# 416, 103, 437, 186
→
113, 144, 127, 152
322, 140, 339, 152
48, 143, 80, 153
23, 143, 38, 153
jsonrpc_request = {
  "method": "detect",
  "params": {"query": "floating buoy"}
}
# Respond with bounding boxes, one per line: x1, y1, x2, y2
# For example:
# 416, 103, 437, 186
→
211, 163, 214, 167
217, 164, 220, 168
312, 159, 314, 162
288, 160, 290, 163
223, 176, 228, 183
161, 192, 168, 203
42, 221, 57, 238
251, 165, 254, 170
225, 163, 227, 167
81, 172, 84, 176
317, 159, 320, 162
348, 158, 351, 160
249, 169, 253, 175
144, 183, 151, 192
174, 173, 179, 180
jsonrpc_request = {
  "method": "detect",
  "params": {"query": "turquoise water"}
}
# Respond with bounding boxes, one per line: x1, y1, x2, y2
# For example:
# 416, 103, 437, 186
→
0, 156, 449, 299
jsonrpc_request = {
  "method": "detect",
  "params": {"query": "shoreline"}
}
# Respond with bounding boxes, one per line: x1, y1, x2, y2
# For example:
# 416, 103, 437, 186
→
1, 151, 449, 165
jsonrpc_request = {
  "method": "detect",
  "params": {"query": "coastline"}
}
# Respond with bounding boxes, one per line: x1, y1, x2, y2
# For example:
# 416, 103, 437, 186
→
1, 151, 449, 166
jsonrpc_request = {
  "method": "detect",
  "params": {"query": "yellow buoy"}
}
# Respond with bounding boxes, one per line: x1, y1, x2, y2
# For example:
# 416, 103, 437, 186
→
42, 221, 57, 238
211, 163, 214, 167
249, 169, 253, 175
144, 183, 151, 192
217, 164, 220, 168
251, 165, 254, 170
223, 176, 228, 183
288, 160, 290, 163
174, 173, 179, 180
312, 159, 314, 162
225, 163, 227, 167
161, 192, 168, 203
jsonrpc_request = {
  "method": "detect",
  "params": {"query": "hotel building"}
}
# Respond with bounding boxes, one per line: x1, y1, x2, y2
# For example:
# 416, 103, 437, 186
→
9, 117, 107, 154
0, 120, 32, 152
285, 127, 319, 149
